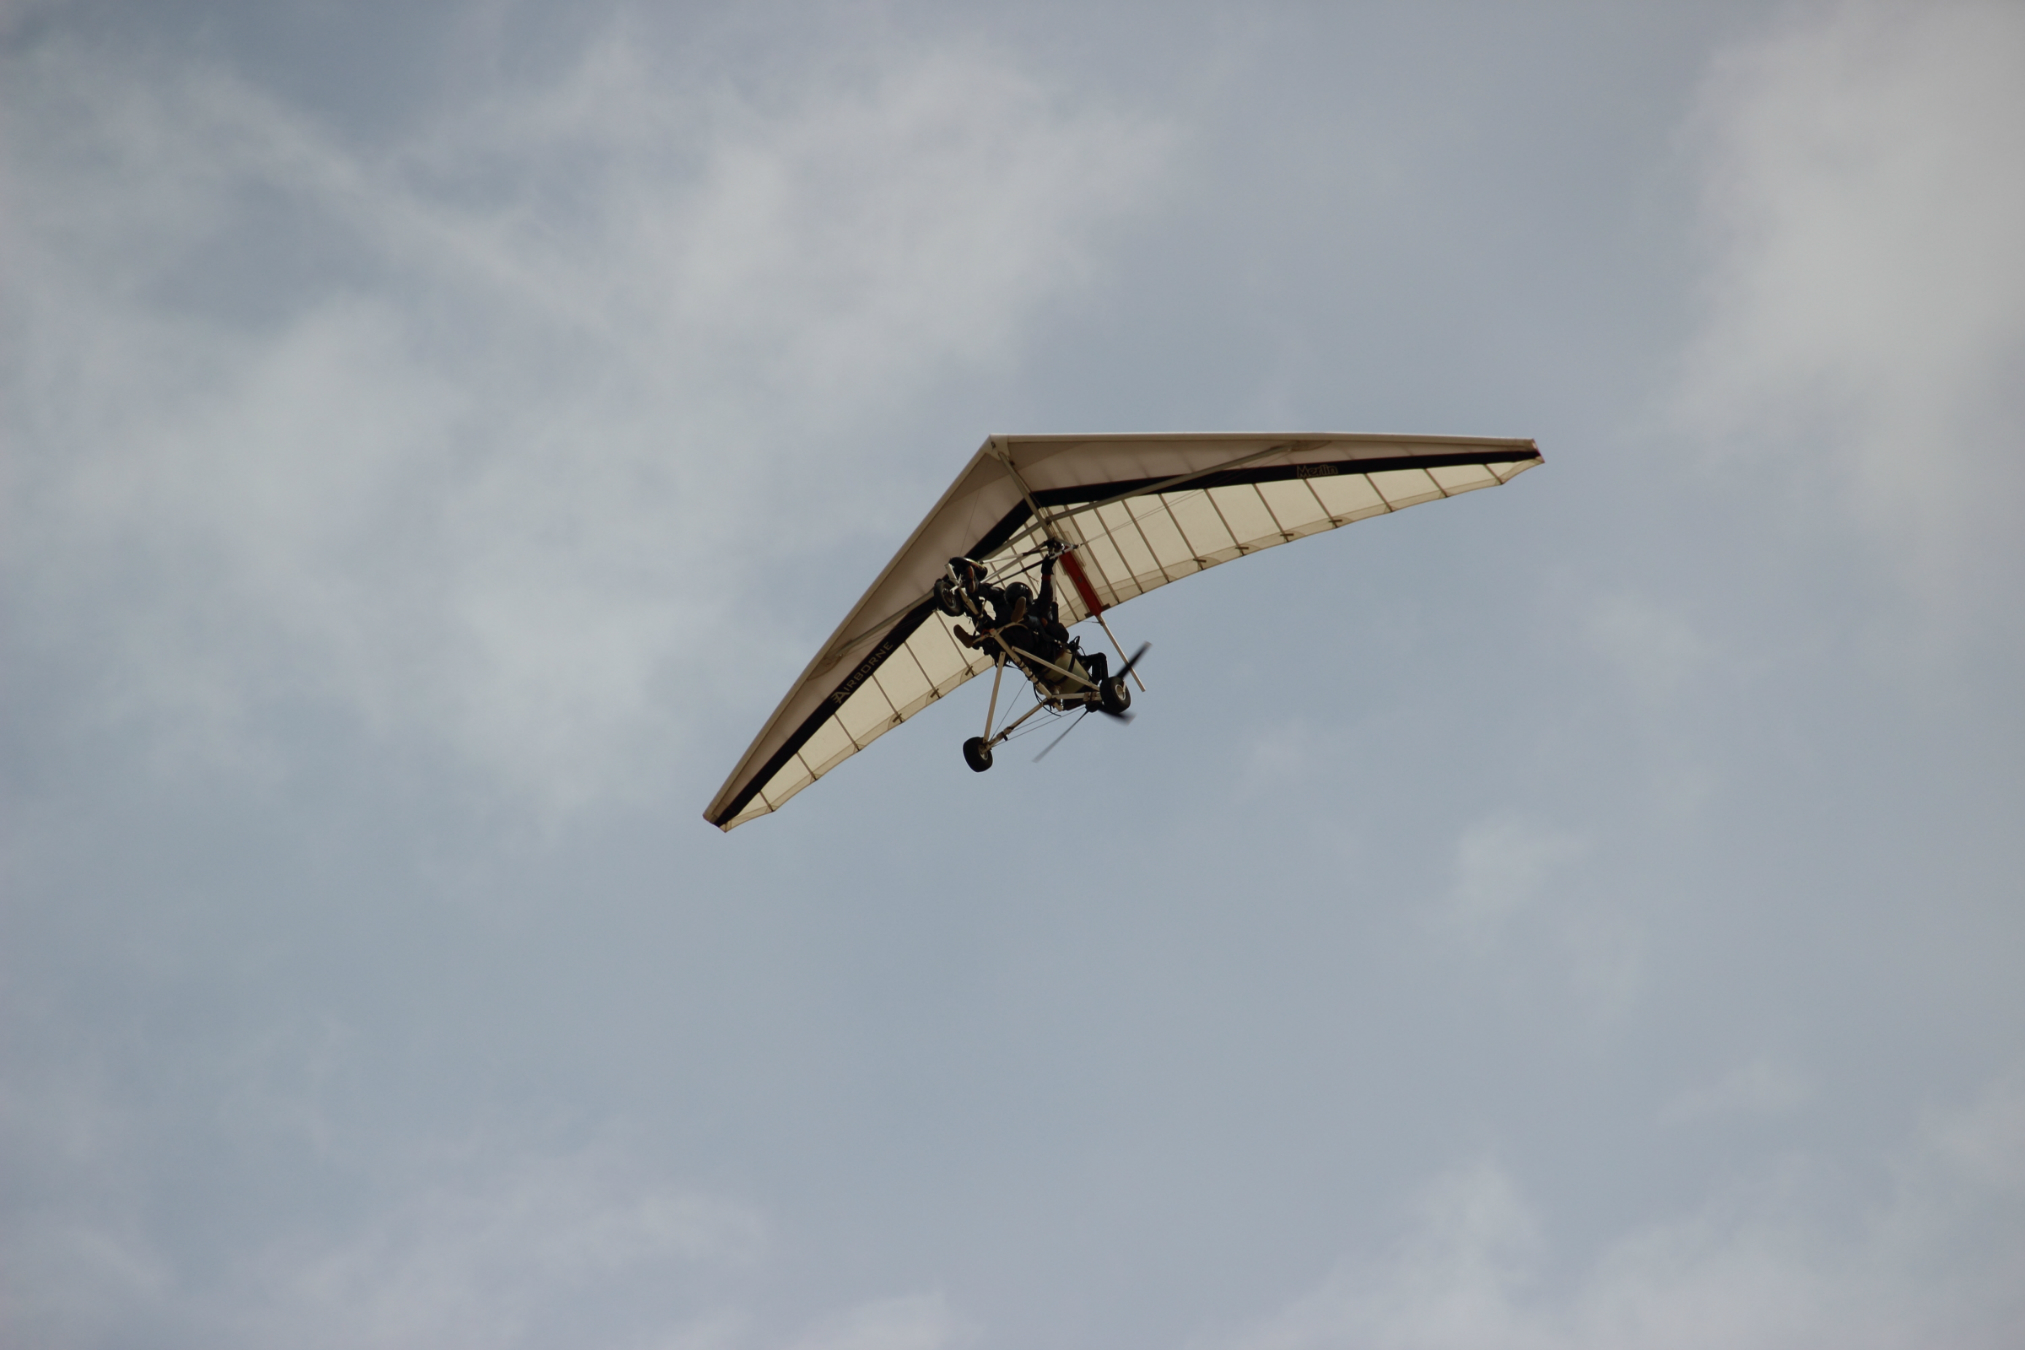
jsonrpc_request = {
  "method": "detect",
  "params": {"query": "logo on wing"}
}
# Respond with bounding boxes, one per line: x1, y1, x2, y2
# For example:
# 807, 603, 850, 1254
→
830, 634, 899, 705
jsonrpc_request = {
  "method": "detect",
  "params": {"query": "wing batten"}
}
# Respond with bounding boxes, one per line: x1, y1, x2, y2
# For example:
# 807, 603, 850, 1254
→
706, 434, 1541, 829
712, 597, 938, 826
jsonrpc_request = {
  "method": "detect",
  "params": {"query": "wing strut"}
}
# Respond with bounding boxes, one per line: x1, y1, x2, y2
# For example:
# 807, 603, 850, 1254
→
1059, 547, 1146, 693
983, 655, 1005, 742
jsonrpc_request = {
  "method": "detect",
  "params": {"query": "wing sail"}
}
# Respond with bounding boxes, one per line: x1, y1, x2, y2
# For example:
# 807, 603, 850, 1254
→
705, 433, 1540, 829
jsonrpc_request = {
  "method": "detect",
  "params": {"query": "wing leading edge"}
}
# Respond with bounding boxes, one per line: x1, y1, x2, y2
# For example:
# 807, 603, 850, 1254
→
704, 433, 1541, 829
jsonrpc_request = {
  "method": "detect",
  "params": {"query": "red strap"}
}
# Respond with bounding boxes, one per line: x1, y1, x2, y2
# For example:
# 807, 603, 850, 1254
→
1058, 548, 1104, 617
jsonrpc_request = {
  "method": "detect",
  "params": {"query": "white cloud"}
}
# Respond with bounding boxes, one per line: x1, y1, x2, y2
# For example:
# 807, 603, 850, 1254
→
0, 1128, 768, 1350
1675, 0, 2025, 624
1229, 1158, 1551, 1350
1444, 814, 1590, 942
1224, 1068, 2025, 1350
1585, 594, 1713, 707
784, 1295, 969, 1350
1929, 1065, 2025, 1195
1437, 813, 1640, 1016
2, 31, 1170, 808
207, 1146, 969, 1350
229, 1149, 764, 1350
1660, 1058, 1812, 1125
1236, 719, 1320, 798
0, 1096, 972, 1350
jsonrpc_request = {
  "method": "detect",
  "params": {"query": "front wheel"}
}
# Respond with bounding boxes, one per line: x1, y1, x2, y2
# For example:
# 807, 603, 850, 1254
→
933, 575, 966, 616
962, 736, 994, 772
1099, 676, 1131, 716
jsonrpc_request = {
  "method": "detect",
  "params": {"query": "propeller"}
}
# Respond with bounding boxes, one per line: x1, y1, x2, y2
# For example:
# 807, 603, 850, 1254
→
1039, 641, 1152, 755
1094, 642, 1150, 722
1033, 709, 1090, 762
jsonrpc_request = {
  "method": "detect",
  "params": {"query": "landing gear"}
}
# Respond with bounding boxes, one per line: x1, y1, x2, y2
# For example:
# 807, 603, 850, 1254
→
962, 736, 994, 772
943, 550, 1145, 768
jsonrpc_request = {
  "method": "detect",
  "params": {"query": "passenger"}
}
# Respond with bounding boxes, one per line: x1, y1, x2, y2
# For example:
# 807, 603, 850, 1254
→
951, 551, 1106, 694
1003, 555, 1107, 694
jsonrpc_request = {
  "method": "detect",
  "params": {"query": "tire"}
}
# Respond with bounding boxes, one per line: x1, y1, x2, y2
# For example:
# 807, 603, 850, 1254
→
1099, 676, 1131, 715
933, 575, 965, 617
962, 736, 994, 772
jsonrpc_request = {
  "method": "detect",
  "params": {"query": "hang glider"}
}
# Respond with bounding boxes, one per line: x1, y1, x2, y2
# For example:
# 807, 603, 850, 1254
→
705, 432, 1541, 830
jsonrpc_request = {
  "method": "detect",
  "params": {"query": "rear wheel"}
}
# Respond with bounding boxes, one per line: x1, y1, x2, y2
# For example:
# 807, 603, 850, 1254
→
1099, 676, 1131, 715
962, 736, 994, 772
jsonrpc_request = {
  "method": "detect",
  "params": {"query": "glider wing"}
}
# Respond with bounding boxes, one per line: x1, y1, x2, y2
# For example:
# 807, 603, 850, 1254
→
705, 432, 1540, 829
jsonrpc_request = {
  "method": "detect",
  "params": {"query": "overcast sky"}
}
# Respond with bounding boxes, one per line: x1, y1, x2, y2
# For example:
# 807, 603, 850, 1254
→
5, 2, 2024, 1347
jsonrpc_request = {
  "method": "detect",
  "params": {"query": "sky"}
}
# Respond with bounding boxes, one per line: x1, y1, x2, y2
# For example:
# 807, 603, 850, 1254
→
4, 1, 2023, 1347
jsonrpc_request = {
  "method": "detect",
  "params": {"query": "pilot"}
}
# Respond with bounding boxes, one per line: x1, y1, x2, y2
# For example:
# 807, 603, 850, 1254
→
955, 559, 1043, 649
996, 554, 1108, 693
952, 550, 1108, 692
950, 557, 1014, 648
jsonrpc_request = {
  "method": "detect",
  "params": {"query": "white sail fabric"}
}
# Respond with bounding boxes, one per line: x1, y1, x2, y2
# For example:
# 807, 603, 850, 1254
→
705, 433, 1541, 829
